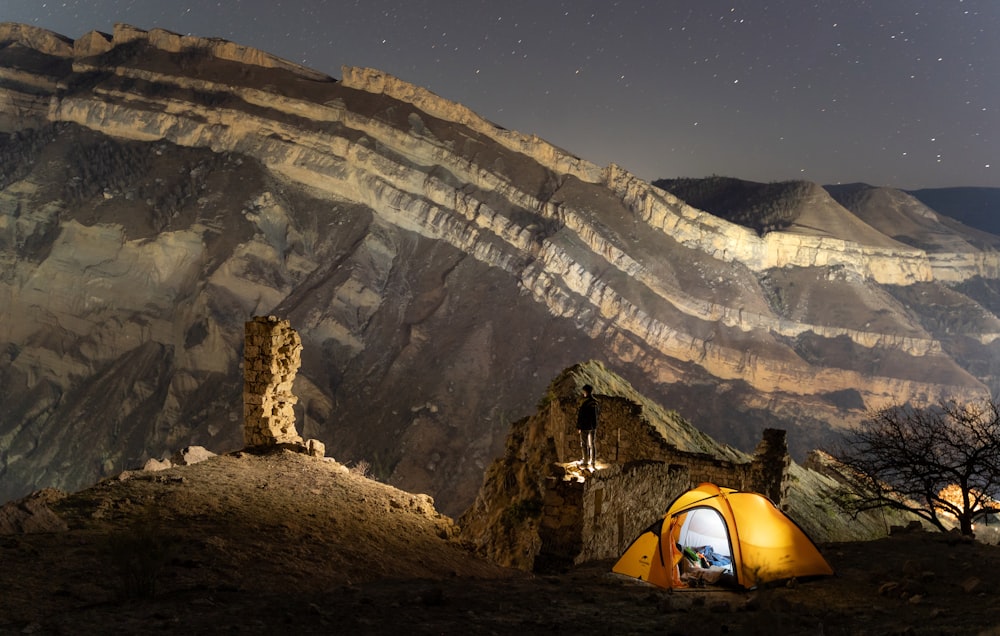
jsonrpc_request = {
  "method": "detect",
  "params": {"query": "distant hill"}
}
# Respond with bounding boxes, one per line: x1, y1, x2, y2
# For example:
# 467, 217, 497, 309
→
825, 183, 1000, 253
653, 176, 810, 234
907, 187, 1000, 235
656, 176, 906, 248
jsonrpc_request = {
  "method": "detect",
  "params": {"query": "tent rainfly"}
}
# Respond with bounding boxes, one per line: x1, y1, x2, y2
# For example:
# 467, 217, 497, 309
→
613, 482, 834, 589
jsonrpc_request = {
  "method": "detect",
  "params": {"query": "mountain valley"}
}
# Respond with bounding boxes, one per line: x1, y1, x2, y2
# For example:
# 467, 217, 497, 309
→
2, 22, 1000, 521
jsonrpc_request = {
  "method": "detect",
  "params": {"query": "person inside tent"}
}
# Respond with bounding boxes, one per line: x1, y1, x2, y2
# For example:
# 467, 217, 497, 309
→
674, 508, 736, 587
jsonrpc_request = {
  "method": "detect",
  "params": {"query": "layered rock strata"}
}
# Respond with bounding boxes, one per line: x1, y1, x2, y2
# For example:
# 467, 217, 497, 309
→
1, 22, 999, 515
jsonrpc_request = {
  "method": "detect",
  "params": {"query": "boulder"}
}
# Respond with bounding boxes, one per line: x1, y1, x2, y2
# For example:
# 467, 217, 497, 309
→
0, 489, 68, 534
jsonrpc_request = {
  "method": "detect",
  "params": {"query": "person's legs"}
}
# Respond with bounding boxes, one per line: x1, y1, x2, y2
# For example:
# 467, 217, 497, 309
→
579, 430, 588, 465
584, 430, 596, 467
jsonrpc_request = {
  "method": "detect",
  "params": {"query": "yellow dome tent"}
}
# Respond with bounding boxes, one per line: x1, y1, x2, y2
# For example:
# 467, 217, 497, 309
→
612, 483, 834, 588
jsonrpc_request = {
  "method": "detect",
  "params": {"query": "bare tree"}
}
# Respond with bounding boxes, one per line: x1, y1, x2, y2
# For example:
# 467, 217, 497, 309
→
832, 400, 1000, 536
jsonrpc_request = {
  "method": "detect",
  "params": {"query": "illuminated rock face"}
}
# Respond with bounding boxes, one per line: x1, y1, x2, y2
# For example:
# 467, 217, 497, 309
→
1, 22, 1000, 516
243, 316, 303, 447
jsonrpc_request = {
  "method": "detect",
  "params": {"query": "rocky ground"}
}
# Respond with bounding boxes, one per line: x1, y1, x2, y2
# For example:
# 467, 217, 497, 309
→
2, 449, 1000, 635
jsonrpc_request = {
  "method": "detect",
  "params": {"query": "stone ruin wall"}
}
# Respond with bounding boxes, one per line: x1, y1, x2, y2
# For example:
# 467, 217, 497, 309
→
242, 315, 326, 457
242, 316, 305, 448
535, 396, 791, 570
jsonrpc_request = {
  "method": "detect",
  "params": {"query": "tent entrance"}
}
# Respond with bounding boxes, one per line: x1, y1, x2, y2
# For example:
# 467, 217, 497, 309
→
673, 507, 735, 584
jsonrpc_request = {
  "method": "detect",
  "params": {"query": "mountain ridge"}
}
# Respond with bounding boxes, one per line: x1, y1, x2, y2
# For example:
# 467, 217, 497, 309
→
2, 22, 1000, 516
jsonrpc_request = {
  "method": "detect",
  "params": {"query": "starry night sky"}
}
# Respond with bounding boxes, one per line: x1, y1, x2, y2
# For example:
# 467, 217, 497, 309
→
4, 1, 998, 189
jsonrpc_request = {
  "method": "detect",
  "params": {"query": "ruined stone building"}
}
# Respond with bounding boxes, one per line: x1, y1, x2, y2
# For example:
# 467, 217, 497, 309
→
459, 362, 791, 572
243, 316, 324, 457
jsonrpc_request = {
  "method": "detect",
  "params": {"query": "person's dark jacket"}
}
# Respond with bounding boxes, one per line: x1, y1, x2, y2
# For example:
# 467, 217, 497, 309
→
577, 396, 600, 431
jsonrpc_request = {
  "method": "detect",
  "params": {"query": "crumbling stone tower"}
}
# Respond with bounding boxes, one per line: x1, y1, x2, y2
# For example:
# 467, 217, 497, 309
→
243, 315, 304, 448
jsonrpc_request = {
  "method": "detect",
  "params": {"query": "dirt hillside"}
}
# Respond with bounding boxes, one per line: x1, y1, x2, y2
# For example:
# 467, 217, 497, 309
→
2, 449, 1000, 635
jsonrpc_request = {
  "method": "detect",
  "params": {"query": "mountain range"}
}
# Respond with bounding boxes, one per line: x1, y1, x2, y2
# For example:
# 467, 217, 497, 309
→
2, 22, 999, 517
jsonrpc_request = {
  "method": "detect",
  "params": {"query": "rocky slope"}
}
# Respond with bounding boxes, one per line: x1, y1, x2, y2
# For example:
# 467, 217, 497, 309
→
2, 23, 1000, 515
3, 446, 1000, 635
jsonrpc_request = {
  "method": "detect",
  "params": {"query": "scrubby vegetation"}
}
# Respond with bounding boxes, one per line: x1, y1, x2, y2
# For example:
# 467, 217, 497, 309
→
0, 125, 59, 189
655, 176, 813, 235
61, 132, 153, 202
104, 508, 175, 600
832, 399, 1000, 536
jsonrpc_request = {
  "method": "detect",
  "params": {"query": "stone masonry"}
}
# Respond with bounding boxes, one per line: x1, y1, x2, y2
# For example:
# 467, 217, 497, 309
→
243, 315, 304, 448
535, 426, 791, 572
460, 362, 794, 573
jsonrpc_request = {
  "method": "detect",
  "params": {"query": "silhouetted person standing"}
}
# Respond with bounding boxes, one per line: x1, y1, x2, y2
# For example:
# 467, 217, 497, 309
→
576, 384, 599, 471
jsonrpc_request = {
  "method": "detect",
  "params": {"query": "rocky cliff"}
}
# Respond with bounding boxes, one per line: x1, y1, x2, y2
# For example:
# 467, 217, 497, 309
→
2, 23, 999, 515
